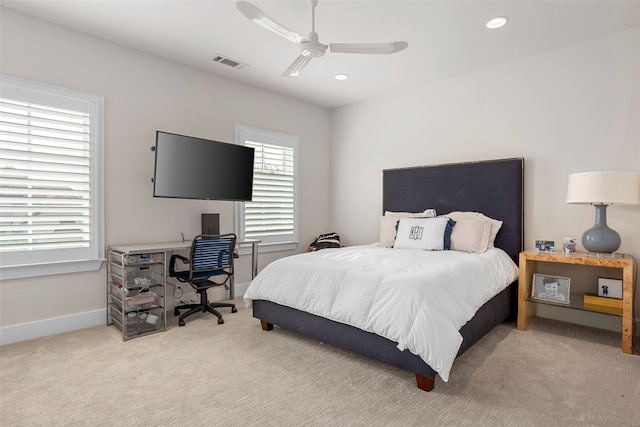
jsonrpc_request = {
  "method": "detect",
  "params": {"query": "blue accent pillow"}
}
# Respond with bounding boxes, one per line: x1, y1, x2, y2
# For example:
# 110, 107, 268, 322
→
443, 218, 455, 249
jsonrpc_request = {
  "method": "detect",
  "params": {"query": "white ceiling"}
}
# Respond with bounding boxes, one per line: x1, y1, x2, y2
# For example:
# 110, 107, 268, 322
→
3, 0, 640, 109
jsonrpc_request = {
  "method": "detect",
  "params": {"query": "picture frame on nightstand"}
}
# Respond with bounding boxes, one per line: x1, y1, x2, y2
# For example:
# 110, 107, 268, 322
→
532, 274, 570, 305
597, 277, 623, 299
534, 240, 555, 252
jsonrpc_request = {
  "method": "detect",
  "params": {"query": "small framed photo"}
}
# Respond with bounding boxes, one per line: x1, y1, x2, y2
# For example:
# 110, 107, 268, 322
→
532, 274, 570, 304
535, 240, 555, 252
563, 236, 577, 254
597, 277, 622, 299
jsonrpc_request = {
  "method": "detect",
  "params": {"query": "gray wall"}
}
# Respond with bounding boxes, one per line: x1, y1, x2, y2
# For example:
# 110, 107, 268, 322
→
0, 8, 331, 341
330, 26, 640, 332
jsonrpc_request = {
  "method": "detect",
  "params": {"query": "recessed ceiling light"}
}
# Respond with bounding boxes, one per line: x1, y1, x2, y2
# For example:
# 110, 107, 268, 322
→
486, 16, 509, 29
334, 74, 349, 81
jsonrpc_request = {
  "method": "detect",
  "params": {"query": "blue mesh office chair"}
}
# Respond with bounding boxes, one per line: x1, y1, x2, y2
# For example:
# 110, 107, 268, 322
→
169, 233, 237, 326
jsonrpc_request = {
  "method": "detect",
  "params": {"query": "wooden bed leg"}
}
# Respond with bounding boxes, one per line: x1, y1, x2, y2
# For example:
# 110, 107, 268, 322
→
260, 320, 273, 331
415, 374, 435, 392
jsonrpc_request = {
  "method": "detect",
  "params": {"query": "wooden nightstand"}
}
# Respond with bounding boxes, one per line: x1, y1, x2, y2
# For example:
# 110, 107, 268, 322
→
517, 249, 635, 354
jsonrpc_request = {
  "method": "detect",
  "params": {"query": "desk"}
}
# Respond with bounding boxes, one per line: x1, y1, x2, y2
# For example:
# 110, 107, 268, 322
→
107, 238, 259, 340
108, 238, 260, 300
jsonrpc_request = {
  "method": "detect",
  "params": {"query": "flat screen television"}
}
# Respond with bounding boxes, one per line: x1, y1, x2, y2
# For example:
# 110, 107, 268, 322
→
152, 131, 254, 201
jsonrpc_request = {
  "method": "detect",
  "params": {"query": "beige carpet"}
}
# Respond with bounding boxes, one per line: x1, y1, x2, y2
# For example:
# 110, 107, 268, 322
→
1, 299, 639, 426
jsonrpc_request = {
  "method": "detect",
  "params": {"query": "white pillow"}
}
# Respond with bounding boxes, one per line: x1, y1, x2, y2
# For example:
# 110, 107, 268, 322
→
393, 217, 454, 250
487, 217, 503, 248
384, 209, 437, 217
377, 209, 437, 248
444, 211, 502, 253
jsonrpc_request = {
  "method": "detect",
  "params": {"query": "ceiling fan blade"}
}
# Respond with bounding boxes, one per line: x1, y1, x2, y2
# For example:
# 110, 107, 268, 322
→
329, 41, 408, 54
236, 1, 304, 44
282, 55, 312, 77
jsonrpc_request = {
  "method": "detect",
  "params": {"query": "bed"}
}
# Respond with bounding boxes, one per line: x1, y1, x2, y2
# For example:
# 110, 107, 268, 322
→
245, 158, 524, 392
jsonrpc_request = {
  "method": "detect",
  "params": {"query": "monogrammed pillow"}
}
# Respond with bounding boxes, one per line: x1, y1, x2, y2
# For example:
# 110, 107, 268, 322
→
377, 209, 437, 248
393, 217, 455, 250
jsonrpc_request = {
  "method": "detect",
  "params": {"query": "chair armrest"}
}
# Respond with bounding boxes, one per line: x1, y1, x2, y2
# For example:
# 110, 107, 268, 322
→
169, 254, 189, 277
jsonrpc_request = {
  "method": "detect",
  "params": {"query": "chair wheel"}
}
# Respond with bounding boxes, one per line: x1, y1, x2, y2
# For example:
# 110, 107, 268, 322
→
218, 318, 224, 325
174, 308, 180, 316
179, 319, 185, 327
231, 307, 237, 313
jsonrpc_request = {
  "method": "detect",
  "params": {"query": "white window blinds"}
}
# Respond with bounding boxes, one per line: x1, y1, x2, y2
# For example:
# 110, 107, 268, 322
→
235, 124, 298, 252
0, 99, 91, 251
245, 141, 295, 237
0, 75, 104, 279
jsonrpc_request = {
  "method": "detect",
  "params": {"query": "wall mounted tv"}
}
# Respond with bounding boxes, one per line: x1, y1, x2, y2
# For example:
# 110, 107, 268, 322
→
152, 131, 254, 201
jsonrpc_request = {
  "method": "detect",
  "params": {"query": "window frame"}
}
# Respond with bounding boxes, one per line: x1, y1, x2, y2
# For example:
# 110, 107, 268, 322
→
0, 75, 105, 280
234, 124, 299, 254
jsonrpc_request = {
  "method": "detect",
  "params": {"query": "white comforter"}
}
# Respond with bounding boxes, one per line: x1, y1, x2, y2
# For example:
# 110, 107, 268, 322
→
243, 245, 518, 381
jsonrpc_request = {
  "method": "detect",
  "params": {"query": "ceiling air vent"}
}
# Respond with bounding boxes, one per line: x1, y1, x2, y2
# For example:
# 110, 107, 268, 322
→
212, 55, 247, 70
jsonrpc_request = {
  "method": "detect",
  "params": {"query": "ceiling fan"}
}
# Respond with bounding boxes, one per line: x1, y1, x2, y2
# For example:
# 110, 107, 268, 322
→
236, 0, 408, 77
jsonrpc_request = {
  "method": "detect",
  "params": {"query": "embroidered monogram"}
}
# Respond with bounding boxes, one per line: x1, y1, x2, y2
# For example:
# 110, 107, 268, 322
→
409, 226, 424, 240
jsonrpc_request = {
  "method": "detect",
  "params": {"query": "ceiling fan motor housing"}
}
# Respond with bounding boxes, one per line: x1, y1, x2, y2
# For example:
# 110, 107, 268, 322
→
301, 32, 327, 58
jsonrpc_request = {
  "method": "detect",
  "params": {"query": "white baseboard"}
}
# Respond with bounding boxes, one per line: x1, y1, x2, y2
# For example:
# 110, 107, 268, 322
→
234, 281, 250, 298
0, 309, 106, 346
1, 312, 638, 348
3, 288, 633, 346
0, 282, 252, 346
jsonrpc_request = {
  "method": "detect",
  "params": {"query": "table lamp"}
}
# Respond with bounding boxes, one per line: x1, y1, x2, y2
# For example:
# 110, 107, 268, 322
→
566, 171, 640, 254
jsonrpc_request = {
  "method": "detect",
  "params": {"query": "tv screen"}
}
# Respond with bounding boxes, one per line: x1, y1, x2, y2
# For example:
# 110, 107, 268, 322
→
153, 131, 254, 201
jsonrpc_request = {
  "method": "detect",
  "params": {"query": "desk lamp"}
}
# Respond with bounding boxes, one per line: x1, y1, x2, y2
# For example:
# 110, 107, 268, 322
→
566, 171, 640, 254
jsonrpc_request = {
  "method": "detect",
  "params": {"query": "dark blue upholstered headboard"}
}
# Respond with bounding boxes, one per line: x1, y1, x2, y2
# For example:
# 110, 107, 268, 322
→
383, 158, 524, 264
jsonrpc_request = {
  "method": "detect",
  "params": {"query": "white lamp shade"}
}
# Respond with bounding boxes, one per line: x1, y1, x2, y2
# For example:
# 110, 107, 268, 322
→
566, 171, 640, 205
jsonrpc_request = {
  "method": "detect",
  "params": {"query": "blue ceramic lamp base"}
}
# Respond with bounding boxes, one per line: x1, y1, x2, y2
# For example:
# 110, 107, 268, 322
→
581, 204, 621, 254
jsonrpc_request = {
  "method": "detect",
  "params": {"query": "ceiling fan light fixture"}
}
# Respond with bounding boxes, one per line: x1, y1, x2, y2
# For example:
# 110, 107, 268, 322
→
334, 74, 349, 81
301, 45, 326, 58
486, 16, 509, 29
301, 32, 327, 58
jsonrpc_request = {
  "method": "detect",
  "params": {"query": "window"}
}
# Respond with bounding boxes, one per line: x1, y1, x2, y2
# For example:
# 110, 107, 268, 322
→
0, 75, 105, 280
234, 124, 298, 253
